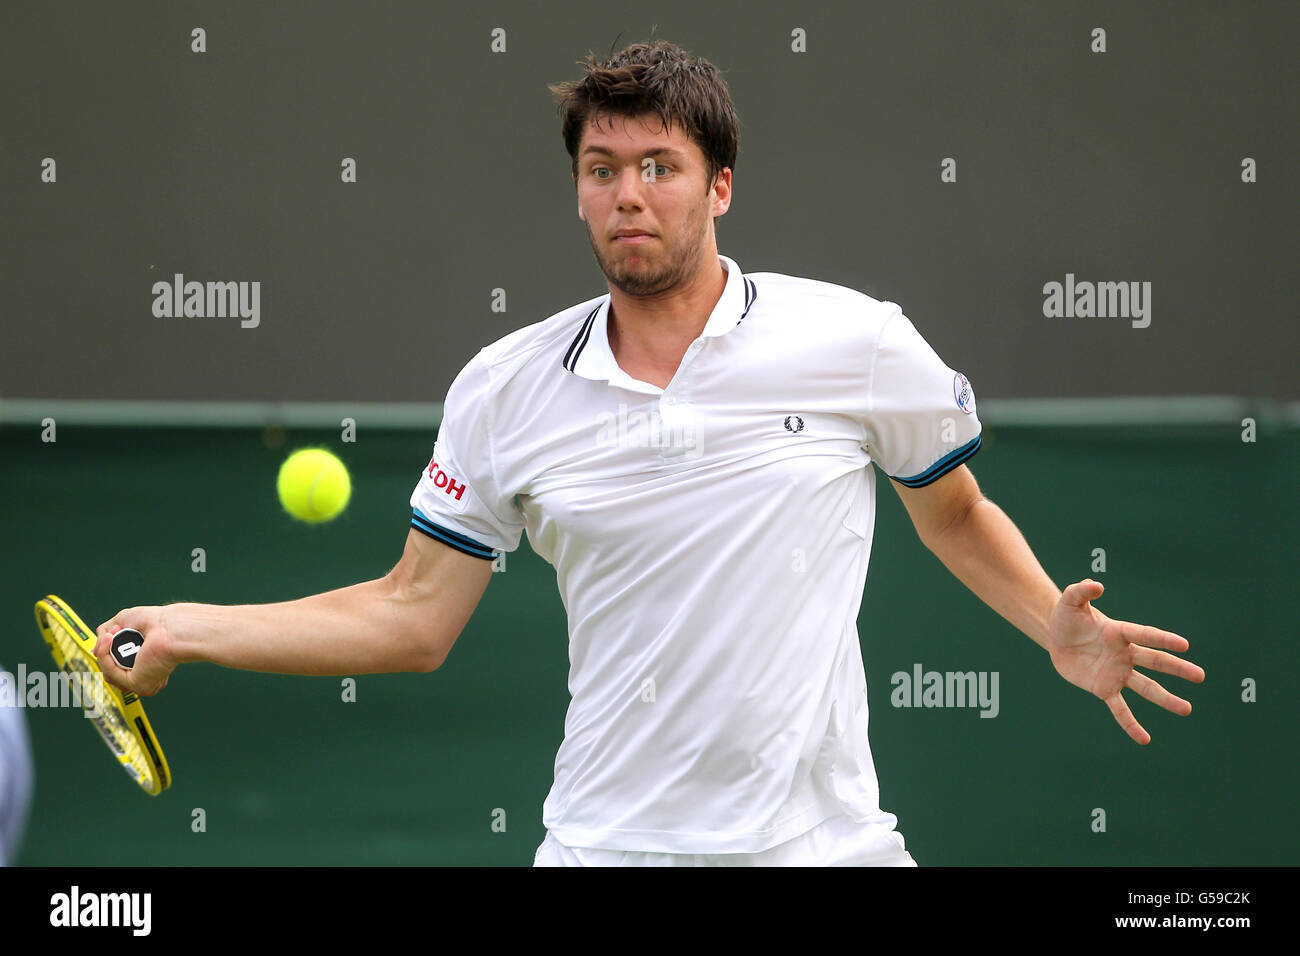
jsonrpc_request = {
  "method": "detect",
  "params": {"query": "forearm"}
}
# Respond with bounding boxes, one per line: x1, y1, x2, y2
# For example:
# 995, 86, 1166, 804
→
923, 498, 1061, 650
163, 575, 435, 675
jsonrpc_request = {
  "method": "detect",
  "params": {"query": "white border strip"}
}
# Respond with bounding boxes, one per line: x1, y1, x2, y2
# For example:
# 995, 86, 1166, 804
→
978, 396, 1300, 427
0, 400, 443, 429
0, 397, 1296, 428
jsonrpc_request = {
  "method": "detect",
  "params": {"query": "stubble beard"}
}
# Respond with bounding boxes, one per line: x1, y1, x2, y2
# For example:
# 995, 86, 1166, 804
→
586, 201, 711, 299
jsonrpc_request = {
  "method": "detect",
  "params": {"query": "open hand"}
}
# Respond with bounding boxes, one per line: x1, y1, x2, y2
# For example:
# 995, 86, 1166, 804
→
1047, 579, 1205, 745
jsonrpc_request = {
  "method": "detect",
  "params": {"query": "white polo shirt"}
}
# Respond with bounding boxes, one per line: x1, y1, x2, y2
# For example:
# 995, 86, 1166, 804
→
410, 254, 982, 853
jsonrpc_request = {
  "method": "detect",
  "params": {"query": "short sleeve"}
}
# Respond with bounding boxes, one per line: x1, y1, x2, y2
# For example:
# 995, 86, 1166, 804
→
862, 308, 982, 487
409, 350, 525, 559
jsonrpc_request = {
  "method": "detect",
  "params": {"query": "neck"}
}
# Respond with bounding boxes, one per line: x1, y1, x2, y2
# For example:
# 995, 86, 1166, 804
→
608, 253, 727, 365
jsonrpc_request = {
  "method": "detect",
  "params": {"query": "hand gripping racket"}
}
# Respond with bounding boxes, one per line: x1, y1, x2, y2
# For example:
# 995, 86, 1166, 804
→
33, 594, 171, 795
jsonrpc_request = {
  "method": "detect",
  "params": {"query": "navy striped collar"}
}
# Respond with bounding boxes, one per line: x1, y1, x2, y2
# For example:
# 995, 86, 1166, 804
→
563, 254, 757, 380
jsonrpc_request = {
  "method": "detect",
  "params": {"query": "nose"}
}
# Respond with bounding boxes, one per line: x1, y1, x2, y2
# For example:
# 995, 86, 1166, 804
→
614, 166, 649, 211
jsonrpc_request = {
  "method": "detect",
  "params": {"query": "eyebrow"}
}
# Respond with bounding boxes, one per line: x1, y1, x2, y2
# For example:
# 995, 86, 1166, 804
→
579, 145, 692, 163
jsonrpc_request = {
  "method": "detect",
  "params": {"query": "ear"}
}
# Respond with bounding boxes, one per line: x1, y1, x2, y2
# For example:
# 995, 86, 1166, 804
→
578, 205, 586, 222
710, 167, 733, 218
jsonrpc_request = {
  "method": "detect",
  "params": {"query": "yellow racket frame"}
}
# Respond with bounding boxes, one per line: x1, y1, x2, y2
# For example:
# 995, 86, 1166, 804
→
34, 594, 171, 795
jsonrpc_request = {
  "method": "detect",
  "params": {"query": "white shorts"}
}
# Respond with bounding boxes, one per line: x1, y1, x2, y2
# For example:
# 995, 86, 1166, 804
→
533, 812, 918, 867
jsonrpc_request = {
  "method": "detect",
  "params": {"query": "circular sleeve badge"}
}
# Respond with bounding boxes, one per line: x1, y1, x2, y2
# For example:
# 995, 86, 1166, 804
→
953, 372, 975, 415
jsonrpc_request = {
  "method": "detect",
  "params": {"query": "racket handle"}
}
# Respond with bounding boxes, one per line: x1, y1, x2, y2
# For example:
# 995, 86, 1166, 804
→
110, 628, 145, 669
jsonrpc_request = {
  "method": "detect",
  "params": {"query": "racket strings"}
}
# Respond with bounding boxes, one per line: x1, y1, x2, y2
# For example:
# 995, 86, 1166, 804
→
47, 626, 156, 789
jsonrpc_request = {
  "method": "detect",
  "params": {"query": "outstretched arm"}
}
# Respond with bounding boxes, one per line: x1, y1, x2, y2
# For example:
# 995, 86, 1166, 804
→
890, 465, 1205, 744
93, 529, 495, 696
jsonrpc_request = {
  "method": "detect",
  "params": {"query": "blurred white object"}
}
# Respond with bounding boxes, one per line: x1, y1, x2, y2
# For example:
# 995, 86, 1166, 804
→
0, 665, 34, 866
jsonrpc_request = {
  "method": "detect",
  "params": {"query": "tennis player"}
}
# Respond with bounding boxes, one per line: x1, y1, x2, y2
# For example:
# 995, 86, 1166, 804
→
94, 40, 1204, 866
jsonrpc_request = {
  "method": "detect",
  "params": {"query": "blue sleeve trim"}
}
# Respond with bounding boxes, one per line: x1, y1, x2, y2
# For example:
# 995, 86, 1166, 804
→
410, 508, 498, 560
892, 433, 982, 488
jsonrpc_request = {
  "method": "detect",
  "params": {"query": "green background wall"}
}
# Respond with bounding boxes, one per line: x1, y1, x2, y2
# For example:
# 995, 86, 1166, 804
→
2, 420, 1291, 865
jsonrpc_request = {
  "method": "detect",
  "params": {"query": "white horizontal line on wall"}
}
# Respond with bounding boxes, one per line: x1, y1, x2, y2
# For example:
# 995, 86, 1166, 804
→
0, 397, 1296, 429
0, 400, 443, 429
976, 396, 1298, 427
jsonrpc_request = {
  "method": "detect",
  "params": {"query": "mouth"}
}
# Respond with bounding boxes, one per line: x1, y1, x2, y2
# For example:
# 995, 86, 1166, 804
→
614, 234, 655, 244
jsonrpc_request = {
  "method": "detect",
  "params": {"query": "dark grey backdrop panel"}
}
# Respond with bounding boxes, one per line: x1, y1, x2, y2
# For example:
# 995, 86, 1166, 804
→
2, 1, 1295, 402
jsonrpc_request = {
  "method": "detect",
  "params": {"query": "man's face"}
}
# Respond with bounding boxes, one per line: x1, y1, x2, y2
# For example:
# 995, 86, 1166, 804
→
575, 111, 730, 298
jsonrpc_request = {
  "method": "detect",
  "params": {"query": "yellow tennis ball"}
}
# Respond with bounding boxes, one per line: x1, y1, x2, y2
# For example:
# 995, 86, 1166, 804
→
277, 448, 351, 523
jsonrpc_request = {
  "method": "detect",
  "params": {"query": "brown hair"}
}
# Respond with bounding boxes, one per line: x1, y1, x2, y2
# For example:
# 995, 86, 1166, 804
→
548, 39, 740, 194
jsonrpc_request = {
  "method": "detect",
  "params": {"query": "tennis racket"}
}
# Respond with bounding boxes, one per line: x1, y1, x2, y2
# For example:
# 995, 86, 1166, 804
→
33, 594, 172, 795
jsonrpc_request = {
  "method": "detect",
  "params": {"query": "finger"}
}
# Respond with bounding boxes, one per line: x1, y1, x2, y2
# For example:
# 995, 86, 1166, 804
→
1119, 621, 1192, 654
1125, 670, 1192, 716
1061, 579, 1104, 608
94, 621, 124, 659
1105, 692, 1150, 745
1132, 646, 1206, 684
95, 641, 134, 693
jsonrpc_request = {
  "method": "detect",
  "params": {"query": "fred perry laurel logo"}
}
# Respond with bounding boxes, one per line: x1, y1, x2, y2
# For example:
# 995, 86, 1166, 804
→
953, 373, 975, 415
783, 415, 804, 433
